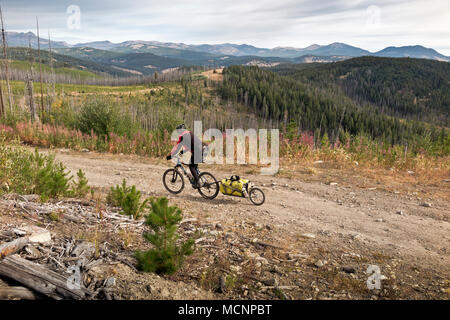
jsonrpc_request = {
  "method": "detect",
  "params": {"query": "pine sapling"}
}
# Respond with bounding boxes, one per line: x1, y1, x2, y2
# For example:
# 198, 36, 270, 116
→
107, 179, 148, 219
120, 185, 148, 219
31, 149, 71, 201
135, 197, 194, 275
71, 169, 90, 197
106, 179, 129, 207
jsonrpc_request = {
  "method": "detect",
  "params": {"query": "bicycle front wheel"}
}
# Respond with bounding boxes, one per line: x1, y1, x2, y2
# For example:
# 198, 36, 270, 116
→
163, 168, 185, 194
197, 172, 219, 200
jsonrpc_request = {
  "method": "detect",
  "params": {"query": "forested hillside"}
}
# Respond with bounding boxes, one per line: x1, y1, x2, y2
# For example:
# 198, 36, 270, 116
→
7, 47, 130, 77
53, 47, 290, 73
53, 47, 193, 75
272, 57, 450, 126
217, 65, 446, 150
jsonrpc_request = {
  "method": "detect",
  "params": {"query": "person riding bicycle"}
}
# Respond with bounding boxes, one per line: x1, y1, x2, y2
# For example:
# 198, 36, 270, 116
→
166, 124, 205, 188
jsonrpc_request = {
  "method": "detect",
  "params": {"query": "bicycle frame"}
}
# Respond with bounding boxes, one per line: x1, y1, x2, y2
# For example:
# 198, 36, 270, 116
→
172, 156, 199, 184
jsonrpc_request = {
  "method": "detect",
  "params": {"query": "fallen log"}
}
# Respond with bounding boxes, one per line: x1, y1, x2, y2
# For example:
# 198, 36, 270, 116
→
0, 255, 91, 300
0, 286, 36, 300
0, 237, 29, 260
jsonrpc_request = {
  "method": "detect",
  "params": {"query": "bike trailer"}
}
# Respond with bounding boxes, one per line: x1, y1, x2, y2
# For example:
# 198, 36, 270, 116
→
219, 175, 250, 197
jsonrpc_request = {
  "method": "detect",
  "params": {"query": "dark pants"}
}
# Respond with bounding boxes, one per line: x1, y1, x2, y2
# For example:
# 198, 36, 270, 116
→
189, 153, 202, 183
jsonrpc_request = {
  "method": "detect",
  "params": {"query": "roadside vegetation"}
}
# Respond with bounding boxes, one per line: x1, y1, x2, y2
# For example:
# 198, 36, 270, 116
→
0, 138, 90, 201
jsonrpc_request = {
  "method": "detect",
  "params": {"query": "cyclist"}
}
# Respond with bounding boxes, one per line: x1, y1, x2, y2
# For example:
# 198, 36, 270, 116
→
166, 124, 205, 188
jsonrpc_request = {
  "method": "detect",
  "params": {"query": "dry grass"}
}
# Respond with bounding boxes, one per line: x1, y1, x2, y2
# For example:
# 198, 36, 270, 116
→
315, 267, 368, 294
278, 155, 450, 201
201, 68, 224, 82
118, 228, 139, 248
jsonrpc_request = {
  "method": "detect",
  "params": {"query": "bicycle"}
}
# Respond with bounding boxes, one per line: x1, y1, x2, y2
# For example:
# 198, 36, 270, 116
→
163, 155, 219, 200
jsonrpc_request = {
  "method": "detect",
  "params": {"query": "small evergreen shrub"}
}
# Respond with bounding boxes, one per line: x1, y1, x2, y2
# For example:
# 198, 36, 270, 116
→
135, 197, 194, 275
32, 149, 71, 202
107, 179, 148, 219
106, 179, 129, 207
70, 169, 90, 197
120, 185, 149, 219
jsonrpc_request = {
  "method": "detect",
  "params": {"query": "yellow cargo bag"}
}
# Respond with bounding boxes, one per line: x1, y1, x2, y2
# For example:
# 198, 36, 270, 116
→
220, 175, 249, 197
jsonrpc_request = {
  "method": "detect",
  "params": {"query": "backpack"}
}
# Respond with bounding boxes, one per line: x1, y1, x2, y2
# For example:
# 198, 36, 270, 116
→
219, 175, 250, 197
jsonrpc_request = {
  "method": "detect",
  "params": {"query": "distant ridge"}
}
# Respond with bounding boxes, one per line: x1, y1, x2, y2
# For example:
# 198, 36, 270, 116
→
5, 31, 450, 63
372, 45, 450, 62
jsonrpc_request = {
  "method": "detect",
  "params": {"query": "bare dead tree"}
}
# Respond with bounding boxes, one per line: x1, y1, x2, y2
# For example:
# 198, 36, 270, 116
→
26, 38, 37, 122
47, 31, 55, 106
36, 17, 45, 117
0, 45, 4, 119
25, 73, 36, 122
0, 77, 5, 119
0, 5, 13, 112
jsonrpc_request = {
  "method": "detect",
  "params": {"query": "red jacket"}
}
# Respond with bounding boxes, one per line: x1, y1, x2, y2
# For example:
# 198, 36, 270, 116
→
170, 131, 204, 164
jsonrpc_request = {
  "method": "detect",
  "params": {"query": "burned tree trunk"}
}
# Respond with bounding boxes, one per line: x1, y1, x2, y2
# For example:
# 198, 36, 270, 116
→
47, 31, 55, 112
0, 78, 5, 119
36, 17, 45, 118
25, 73, 37, 122
26, 38, 37, 122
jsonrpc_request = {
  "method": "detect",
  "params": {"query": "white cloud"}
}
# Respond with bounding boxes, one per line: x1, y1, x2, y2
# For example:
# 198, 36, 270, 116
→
2, 0, 449, 54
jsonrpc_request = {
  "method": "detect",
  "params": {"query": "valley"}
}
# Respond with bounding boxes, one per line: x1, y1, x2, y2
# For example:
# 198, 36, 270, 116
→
0, 26, 448, 302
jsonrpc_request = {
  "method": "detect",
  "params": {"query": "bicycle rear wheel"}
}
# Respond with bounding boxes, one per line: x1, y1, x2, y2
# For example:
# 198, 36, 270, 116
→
197, 172, 219, 200
163, 168, 185, 194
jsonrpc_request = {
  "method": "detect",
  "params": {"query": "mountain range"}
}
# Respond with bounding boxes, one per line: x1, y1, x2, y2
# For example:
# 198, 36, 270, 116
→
3, 31, 449, 76
6, 31, 450, 61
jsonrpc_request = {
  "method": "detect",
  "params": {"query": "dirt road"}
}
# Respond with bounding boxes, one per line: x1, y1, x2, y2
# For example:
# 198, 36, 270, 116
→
46, 148, 450, 299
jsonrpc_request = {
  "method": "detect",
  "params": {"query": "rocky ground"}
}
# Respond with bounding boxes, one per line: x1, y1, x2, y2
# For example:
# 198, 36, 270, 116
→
0, 148, 449, 300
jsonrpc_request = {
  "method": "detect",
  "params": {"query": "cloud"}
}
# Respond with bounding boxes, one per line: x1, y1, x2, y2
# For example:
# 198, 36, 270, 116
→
1, 0, 449, 54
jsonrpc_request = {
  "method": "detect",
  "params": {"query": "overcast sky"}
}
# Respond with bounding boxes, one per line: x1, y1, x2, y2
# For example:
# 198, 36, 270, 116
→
1, 0, 449, 54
